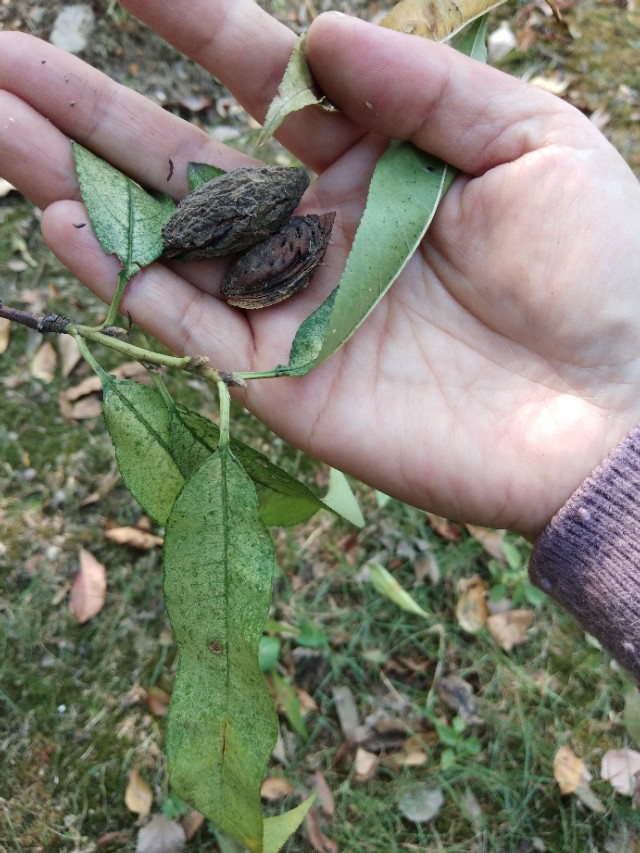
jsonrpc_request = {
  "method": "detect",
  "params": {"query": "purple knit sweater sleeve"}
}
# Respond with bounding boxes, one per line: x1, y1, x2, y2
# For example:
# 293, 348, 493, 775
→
529, 424, 640, 682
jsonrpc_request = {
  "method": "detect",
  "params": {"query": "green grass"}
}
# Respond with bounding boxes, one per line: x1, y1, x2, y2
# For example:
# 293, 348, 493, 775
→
1, 297, 635, 851
3, 1, 640, 849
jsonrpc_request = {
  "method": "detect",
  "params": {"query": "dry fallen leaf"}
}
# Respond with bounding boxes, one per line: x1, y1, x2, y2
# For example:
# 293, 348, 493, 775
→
414, 552, 440, 586
381, 0, 508, 41
261, 776, 296, 800
61, 373, 102, 401
69, 548, 107, 624
397, 783, 445, 823
354, 747, 379, 782
387, 735, 429, 769
144, 685, 171, 718
464, 525, 508, 562
456, 575, 489, 633
104, 526, 164, 550
553, 745, 605, 813
0, 177, 16, 197
529, 73, 571, 95
31, 341, 57, 383
125, 766, 153, 819
332, 685, 360, 743
312, 771, 335, 817
296, 686, 319, 715
305, 807, 338, 853
136, 814, 186, 853
601, 748, 640, 796
426, 513, 462, 540
66, 396, 104, 420
0, 317, 10, 355
58, 334, 82, 377
180, 811, 205, 841
554, 745, 589, 794
487, 609, 534, 651
436, 675, 482, 723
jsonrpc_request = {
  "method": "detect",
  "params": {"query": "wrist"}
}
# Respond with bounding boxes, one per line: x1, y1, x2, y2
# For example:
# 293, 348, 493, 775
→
529, 421, 640, 680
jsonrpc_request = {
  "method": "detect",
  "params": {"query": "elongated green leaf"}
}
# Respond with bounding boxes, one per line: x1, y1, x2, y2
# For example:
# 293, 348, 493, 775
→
294, 142, 452, 374
213, 829, 247, 853
271, 671, 308, 741
101, 378, 184, 525
164, 447, 278, 852
284, 288, 337, 376
368, 563, 431, 619
72, 142, 175, 280
450, 14, 489, 61
168, 403, 362, 527
188, 162, 226, 191
258, 636, 281, 673
322, 468, 365, 528
276, 17, 488, 376
258, 35, 335, 146
262, 794, 317, 853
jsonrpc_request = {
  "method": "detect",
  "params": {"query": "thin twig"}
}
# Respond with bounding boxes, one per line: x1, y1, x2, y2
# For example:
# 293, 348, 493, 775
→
0, 301, 49, 331
0, 300, 246, 388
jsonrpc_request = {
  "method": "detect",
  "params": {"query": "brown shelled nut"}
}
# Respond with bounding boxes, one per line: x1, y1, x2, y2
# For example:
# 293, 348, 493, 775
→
162, 166, 310, 261
221, 212, 336, 309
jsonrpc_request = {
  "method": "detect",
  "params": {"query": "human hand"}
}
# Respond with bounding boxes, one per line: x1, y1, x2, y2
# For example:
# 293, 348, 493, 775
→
1, 2, 640, 540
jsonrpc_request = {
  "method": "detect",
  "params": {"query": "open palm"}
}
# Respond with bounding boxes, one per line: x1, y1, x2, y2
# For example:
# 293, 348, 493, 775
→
1, 2, 640, 539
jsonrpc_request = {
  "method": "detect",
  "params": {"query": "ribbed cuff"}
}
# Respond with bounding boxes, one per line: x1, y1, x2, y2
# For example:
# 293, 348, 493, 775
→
529, 424, 640, 682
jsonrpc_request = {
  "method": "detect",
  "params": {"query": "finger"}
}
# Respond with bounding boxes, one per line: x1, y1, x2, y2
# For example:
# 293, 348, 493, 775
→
118, 0, 362, 171
40, 199, 260, 364
0, 31, 255, 203
0, 90, 81, 209
40, 199, 323, 372
307, 13, 602, 176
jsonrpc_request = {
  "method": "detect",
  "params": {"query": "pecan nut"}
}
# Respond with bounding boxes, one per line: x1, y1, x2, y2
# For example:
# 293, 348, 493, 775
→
221, 212, 336, 309
162, 166, 310, 261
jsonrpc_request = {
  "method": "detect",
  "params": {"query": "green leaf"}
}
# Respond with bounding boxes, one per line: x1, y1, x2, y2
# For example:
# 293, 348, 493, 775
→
164, 447, 278, 852
258, 636, 281, 673
271, 671, 308, 741
188, 162, 226, 191
283, 288, 337, 376
101, 378, 185, 525
277, 142, 452, 375
72, 142, 175, 280
368, 563, 430, 619
262, 794, 317, 853
296, 616, 328, 650
276, 18, 488, 376
168, 403, 361, 527
624, 689, 640, 745
258, 34, 335, 146
212, 828, 248, 853
450, 15, 489, 61
322, 468, 365, 528
322, 142, 453, 369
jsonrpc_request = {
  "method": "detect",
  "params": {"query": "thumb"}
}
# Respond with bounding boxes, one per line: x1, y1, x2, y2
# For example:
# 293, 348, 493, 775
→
306, 12, 595, 176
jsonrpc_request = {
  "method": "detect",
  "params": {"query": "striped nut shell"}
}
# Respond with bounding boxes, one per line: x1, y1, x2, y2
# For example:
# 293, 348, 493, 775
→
221, 212, 336, 309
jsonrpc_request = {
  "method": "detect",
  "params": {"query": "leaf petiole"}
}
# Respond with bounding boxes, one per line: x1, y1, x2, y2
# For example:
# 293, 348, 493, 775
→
73, 323, 193, 370
217, 380, 231, 448
100, 269, 131, 329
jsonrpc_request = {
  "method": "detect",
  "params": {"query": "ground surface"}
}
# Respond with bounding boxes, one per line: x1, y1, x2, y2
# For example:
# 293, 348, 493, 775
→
1, 2, 640, 852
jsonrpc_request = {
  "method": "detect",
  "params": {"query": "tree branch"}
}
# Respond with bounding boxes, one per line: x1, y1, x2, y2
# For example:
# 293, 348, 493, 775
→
0, 301, 69, 333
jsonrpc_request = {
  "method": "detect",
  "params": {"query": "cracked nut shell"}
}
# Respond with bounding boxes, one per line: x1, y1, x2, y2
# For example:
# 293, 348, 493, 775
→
221, 211, 336, 309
